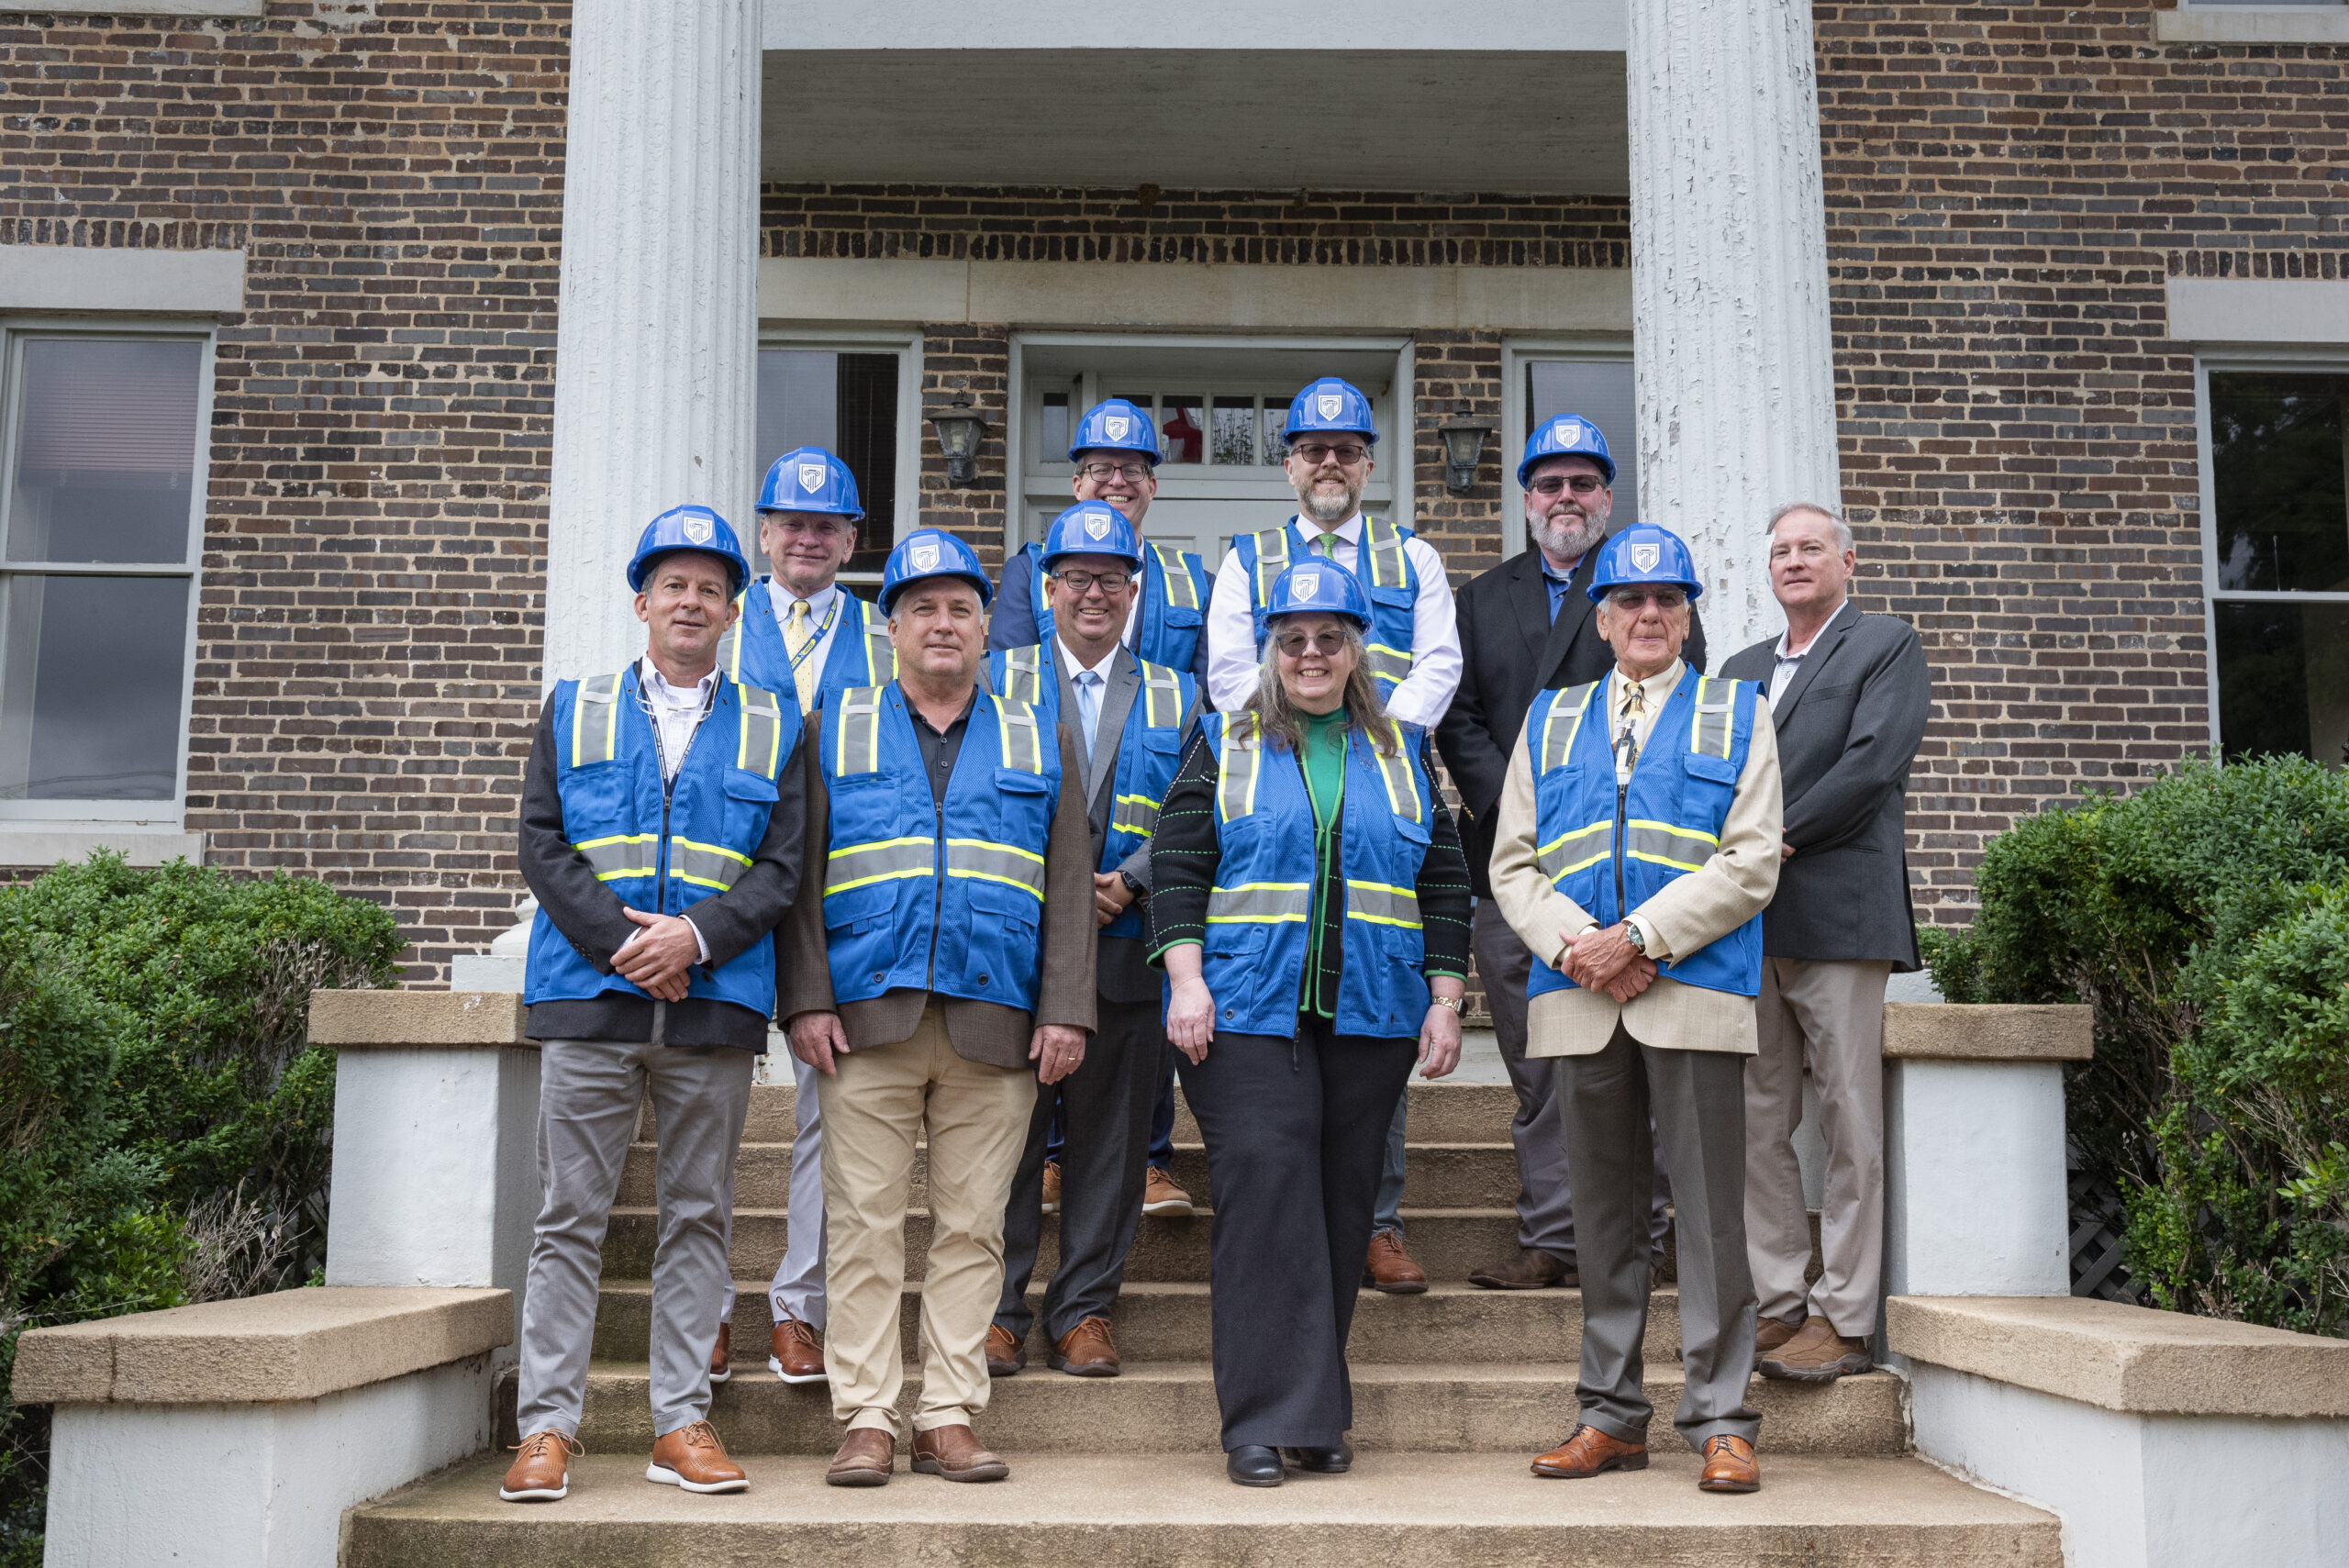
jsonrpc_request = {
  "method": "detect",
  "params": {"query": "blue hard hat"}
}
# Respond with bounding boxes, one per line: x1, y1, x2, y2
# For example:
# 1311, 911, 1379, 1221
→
627, 505, 751, 595
1264, 556, 1373, 629
1586, 525, 1704, 604
1067, 398, 1162, 465
1040, 501, 1144, 569
1519, 413, 1617, 488
1283, 378, 1379, 446
879, 528, 993, 615
757, 445, 863, 520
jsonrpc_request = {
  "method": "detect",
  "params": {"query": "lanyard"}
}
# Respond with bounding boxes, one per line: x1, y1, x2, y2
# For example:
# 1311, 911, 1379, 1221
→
783, 589, 843, 678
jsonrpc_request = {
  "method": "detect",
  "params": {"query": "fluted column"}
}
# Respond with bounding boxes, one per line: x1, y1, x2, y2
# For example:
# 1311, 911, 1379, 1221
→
542, 0, 763, 685
1628, 0, 1841, 657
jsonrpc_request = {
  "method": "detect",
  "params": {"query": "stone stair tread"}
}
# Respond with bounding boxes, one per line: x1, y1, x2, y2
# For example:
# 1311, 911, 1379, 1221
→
577, 1355, 1894, 1388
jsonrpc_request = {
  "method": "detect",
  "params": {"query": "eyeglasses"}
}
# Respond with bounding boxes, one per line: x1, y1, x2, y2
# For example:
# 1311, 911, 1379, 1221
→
1077, 462, 1153, 483
1528, 474, 1607, 497
1048, 569, 1133, 595
1288, 442, 1370, 468
1606, 587, 1687, 611
1275, 630, 1350, 658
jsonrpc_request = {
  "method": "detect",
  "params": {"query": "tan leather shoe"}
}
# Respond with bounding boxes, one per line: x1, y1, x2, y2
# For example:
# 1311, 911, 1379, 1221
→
769, 1313, 827, 1385
1698, 1434, 1760, 1493
1049, 1316, 1120, 1377
912, 1423, 1009, 1483
1531, 1425, 1647, 1479
1758, 1315, 1873, 1382
1142, 1164, 1195, 1217
1468, 1247, 1577, 1290
1362, 1228, 1429, 1294
826, 1428, 895, 1488
645, 1420, 748, 1494
984, 1322, 1027, 1376
1753, 1313, 1807, 1357
708, 1320, 730, 1384
1041, 1159, 1062, 1216
499, 1429, 582, 1502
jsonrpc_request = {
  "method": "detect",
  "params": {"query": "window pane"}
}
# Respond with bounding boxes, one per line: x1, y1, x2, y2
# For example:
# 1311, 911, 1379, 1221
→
1262, 397, 1295, 465
1039, 392, 1070, 464
754, 349, 899, 579
2214, 599, 2349, 769
0, 573, 189, 800
1160, 395, 1204, 464
1527, 361, 1638, 528
1210, 396, 1254, 465
7, 338, 203, 565
2209, 372, 2349, 593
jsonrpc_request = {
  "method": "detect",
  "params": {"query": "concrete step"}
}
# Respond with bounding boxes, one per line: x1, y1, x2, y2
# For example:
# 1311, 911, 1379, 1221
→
498, 1358, 1906, 1458
604, 1206, 1540, 1283
596, 1279, 1688, 1367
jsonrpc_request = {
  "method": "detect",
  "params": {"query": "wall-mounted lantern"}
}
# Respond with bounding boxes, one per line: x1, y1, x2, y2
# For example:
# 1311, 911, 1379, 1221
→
930, 394, 988, 486
1436, 400, 1497, 495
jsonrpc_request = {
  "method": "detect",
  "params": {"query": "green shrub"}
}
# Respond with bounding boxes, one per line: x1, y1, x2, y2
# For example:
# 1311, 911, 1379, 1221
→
1930, 754, 2349, 1335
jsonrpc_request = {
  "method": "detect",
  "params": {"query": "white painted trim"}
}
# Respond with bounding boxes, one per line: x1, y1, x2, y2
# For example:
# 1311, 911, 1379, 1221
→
2155, 6, 2349, 46
2192, 357, 2222, 752
2167, 276, 2349, 345
754, 327, 923, 569
0, 827, 202, 867
762, 0, 1626, 52
0, 245, 245, 315
756, 259, 1633, 336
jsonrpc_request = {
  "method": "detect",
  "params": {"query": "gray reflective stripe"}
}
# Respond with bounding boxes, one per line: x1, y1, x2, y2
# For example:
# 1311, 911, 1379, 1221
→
945, 837, 1047, 899
1206, 880, 1310, 925
1152, 543, 1199, 609
736, 683, 784, 776
1110, 793, 1161, 839
671, 836, 753, 892
1624, 818, 1718, 873
1540, 682, 1603, 773
1363, 642, 1413, 690
571, 672, 624, 767
1370, 719, 1422, 824
1361, 513, 1408, 591
826, 836, 935, 895
835, 684, 885, 775
575, 832, 658, 882
1535, 820, 1612, 884
1249, 527, 1290, 602
996, 695, 1044, 773
857, 598, 896, 683
1690, 674, 1736, 759
1216, 712, 1265, 821
1140, 660, 1183, 728
999, 646, 1045, 706
1344, 878, 1422, 930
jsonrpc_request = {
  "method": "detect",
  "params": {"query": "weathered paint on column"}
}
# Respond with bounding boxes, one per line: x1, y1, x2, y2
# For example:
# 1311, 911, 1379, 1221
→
544, 1, 763, 684
1627, 0, 1840, 658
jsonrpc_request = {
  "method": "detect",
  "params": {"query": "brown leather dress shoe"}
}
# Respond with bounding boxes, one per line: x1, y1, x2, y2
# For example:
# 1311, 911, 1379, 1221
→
646, 1420, 749, 1494
1757, 1315, 1873, 1382
1141, 1164, 1195, 1217
985, 1322, 1027, 1376
499, 1429, 582, 1502
826, 1428, 895, 1488
1041, 1159, 1062, 1216
769, 1314, 827, 1385
1049, 1316, 1120, 1377
1468, 1247, 1577, 1290
911, 1423, 1009, 1483
1753, 1313, 1807, 1357
1531, 1425, 1648, 1479
707, 1320, 730, 1384
1698, 1434, 1760, 1493
1362, 1229, 1429, 1294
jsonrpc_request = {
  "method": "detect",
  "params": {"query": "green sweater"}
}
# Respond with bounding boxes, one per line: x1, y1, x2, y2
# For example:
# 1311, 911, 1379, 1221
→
1297, 706, 1350, 1018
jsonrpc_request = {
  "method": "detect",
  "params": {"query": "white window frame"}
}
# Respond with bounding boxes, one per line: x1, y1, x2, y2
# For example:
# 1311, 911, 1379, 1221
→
1502, 336, 1634, 559
754, 327, 923, 587
0, 317, 214, 828
2191, 350, 2349, 756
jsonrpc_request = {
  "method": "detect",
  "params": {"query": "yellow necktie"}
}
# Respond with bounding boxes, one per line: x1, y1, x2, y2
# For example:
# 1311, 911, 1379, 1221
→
785, 599, 818, 712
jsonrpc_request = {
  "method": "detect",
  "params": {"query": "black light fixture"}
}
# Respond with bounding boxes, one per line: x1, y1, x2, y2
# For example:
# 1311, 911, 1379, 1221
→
1436, 400, 1497, 495
930, 394, 988, 486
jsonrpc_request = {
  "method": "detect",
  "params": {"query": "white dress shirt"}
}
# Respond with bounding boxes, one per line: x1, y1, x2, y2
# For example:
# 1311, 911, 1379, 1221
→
1055, 636, 1119, 763
763, 577, 846, 676
1205, 511, 1464, 729
630, 655, 717, 962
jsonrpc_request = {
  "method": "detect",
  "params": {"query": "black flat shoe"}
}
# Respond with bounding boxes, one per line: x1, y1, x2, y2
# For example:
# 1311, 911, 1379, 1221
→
1281, 1441, 1353, 1473
1226, 1445, 1284, 1486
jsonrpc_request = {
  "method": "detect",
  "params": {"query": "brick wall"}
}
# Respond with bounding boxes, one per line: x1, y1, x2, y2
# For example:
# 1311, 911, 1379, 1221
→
0, 4, 568, 978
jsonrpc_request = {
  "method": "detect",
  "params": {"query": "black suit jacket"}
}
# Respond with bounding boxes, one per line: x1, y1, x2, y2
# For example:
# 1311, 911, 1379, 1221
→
1436, 546, 1708, 898
1720, 600, 1931, 970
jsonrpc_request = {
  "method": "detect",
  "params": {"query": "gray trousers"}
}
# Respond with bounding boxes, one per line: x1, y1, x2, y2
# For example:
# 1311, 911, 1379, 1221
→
1555, 1022, 1759, 1451
515, 1035, 753, 1440
996, 994, 1163, 1343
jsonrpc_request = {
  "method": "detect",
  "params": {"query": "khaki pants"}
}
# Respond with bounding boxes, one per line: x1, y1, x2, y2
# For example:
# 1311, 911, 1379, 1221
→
816, 1001, 1037, 1438
1743, 957, 1890, 1340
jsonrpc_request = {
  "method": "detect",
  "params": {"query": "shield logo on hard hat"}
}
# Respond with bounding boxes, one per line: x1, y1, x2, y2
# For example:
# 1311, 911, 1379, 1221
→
1554, 419, 1582, 446
1296, 573, 1319, 602
1104, 415, 1130, 441
1631, 542, 1661, 573
911, 541, 940, 573
798, 463, 825, 494
1317, 393, 1343, 422
1085, 515, 1110, 540
682, 514, 714, 545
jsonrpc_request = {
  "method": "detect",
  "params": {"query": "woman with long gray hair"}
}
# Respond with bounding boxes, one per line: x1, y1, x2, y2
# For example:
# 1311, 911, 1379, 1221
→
1145, 556, 1471, 1486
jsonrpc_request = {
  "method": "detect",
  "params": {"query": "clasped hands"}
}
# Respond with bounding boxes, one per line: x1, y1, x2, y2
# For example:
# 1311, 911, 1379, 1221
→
610, 907, 702, 1001
1561, 921, 1658, 1004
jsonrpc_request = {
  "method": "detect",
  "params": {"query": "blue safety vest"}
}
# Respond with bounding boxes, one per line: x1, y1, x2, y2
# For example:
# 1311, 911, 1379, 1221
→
1016, 539, 1210, 674
1231, 516, 1419, 700
815, 682, 1061, 1014
717, 580, 895, 734
1195, 710, 1434, 1040
524, 666, 791, 1017
1523, 668, 1764, 1002
988, 642, 1195, 941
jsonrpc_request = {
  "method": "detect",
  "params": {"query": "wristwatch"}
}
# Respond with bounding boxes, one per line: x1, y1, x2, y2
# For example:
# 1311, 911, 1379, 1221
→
1118, 871, 1146, 899
1432, 995, 1465, 1017
1620, 920, 1649, 956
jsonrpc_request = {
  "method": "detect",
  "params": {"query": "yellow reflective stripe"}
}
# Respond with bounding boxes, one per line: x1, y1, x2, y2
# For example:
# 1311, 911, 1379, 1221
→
1206, 880, 1312, 924
1216, 711, 1264, 820
996, 695, 1044, 773
718, 592, 746, 681
945, 837, 1047, 897
1250, 526, 1290, 602
1363, 643, 1413, 690
736, 682, 784, 776
1362, 513, 1408, 591
855, 596, 896, 683
574, 832, 657, 882
672, 835, 752, 868
1536, 820, 1613, 883
1140, 660, 1182, 728
836, 684, 885, 775
1690, 674, 1736, 759
1371, 720, 1421, 823
1624, 817, 1719, 873
1541, 682, 1603, 773
1343, 878, 1422, 929
1152, 543, 1199, 610
825, 835, 935, 895
1000, 646, 1045, 706
571, 672, 623, 768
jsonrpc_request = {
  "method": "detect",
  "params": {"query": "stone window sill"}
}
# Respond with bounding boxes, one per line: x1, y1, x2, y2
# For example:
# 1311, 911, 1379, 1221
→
2155, 7, 2349, 45
0, 826, 203, 869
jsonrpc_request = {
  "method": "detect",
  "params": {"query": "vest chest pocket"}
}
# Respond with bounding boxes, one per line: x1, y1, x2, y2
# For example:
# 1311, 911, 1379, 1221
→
1202, 919, 1270, 962
963, 875, 1041, 935
822, 877, 897, 937
559, 760, 630, 840
1368, 583, 1413, 612
719, 767, 780, 851
1159, 603, 1202, 631
1680, 748, 1741, 821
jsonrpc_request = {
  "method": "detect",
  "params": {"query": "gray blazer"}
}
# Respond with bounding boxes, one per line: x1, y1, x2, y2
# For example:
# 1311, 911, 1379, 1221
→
1720, 600, 1931, 970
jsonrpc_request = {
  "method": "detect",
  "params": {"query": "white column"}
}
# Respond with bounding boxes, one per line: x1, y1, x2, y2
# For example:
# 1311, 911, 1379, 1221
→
543, 0, 763, 685
1627, 0, 1841, 657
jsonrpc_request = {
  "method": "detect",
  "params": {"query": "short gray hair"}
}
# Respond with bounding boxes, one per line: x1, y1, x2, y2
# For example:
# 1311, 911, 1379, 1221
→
1766, 501, 1853, 553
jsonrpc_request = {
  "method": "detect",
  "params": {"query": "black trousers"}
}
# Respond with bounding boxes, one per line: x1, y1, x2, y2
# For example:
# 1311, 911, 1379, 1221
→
996, 994, 1165, 1343
1178, 1016, 1417, 1451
